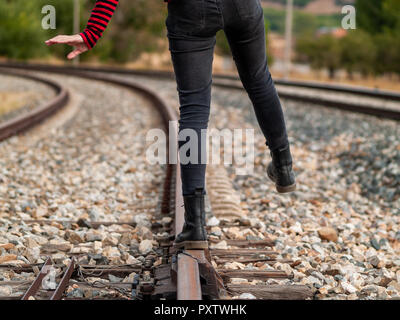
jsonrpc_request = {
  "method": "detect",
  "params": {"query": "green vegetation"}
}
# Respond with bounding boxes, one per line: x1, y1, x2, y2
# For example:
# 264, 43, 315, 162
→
88, 0, 167, 63
0, 1, 47, 60
0, 0, 167, 63
296, 0, 400, 77
263, 8, 341, 36
1, 0, 398, 76
0, 0, 270, 64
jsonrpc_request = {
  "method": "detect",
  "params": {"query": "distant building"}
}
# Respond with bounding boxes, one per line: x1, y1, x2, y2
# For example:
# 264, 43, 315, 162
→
316, 27, 347, 38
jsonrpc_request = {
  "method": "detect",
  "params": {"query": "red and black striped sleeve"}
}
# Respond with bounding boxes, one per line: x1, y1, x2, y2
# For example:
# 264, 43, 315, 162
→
80, 0, 119, 50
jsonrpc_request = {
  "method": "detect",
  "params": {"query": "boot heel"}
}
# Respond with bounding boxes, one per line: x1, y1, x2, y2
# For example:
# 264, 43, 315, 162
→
276, 183, 296, 193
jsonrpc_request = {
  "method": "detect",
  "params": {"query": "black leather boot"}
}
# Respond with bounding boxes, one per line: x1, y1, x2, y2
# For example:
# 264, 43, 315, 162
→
267, 144, 296, 193
174, 188, 208, 249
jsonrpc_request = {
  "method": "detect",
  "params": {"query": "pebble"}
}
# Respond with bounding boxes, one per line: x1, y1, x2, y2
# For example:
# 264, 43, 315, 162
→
238, 293, 257, 300
289, 222, 303, 234
318, 227, 338, 242
368, 256, 381, 268
108, 274, 123, 283
0, 286, 12, 296
102, 235, 119, 247
207, 216, 220, 227
0, 255, 17, 264
139, 240, 153, 255
210, 226, 222, 237
133, 214, 152, 228
210, 240, 228, 250
370, 238, 381, 250
65, 230, 84, 244
341, 282, 358, 294
67, 288, 84, 298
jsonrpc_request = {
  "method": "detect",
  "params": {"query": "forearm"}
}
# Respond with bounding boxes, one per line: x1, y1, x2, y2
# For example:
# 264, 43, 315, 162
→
80, 0, 119, 49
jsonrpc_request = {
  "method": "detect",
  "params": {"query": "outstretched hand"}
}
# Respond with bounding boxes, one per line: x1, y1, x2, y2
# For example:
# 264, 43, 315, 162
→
45, 34, 88, 60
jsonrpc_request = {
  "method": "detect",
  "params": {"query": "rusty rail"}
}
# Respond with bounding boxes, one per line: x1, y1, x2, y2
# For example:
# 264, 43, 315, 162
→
20, 257, 76, 300
21, 258, 52, 300
0, 68, 69, 142
177, 254, 202, 300
50, 258, 76, 300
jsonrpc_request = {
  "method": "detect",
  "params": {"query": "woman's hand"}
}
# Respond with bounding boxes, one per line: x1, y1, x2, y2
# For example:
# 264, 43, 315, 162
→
45, 34, 88, 60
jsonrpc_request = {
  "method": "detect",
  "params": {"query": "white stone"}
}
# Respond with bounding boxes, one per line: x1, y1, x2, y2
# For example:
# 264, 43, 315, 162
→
133, 213, 152, 228
341, 282, 358, 294
239, 293, 256, 300
207, 216, 220, 227
210, 240, 228, 250
289, 222, 303, 234
139, 240, 153, 255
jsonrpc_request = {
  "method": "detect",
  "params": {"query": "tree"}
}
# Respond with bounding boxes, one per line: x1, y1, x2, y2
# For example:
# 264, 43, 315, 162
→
340, 30, 376, 78
382, 0, 400, 31
0, 1, 48, 60
375, 31, 400, 76
296, 34, 341, 79
355, 0, 386, 34
88, 0, 167, 63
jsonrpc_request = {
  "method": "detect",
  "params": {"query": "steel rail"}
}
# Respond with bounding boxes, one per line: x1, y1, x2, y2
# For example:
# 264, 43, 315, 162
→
21, 258, 52, 300
0, 65, 203, 300
0, 68, 69, 142
212, 80, 400, 121
50, 258, 76, 300
2, 61, 400, 103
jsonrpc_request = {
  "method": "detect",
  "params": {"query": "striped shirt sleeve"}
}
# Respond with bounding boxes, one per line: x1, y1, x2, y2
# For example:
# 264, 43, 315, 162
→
80, 0, 119, 50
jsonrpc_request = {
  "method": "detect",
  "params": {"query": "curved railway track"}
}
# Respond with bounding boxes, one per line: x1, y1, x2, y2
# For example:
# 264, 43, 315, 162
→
0, 63, 398, 300
0, 68, 69, 142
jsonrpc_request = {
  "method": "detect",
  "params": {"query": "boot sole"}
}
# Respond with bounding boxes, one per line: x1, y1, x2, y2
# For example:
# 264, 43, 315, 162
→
173, 241, 208, 250
267, 171, 297, 193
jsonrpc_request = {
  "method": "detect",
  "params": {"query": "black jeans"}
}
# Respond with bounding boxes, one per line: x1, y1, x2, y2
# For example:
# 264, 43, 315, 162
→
166, 0, 289, 196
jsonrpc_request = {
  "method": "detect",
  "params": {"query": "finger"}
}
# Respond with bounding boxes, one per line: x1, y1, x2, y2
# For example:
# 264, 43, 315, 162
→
67, 49, 82, 60
45, 35, 72, 46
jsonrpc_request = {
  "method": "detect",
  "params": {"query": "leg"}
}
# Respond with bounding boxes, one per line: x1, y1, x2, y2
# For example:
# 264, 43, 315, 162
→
167, 32, 216, 249
165, 0, 222, 249
167, 32, 216, 196
224, 8, 288, 151
224, 4, 296, 192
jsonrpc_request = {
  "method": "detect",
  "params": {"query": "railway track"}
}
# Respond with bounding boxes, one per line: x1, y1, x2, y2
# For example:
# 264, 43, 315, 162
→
0, 65, 308, 300
0, 68, 69, 142
0, 63, 398, 300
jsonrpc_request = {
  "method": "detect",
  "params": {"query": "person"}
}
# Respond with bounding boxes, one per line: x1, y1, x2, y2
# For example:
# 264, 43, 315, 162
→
46, 0, 296, 250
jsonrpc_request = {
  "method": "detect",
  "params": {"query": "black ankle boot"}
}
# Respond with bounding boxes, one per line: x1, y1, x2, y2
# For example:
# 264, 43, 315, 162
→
267, 144, 296, 193
174, 188, 208, 249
